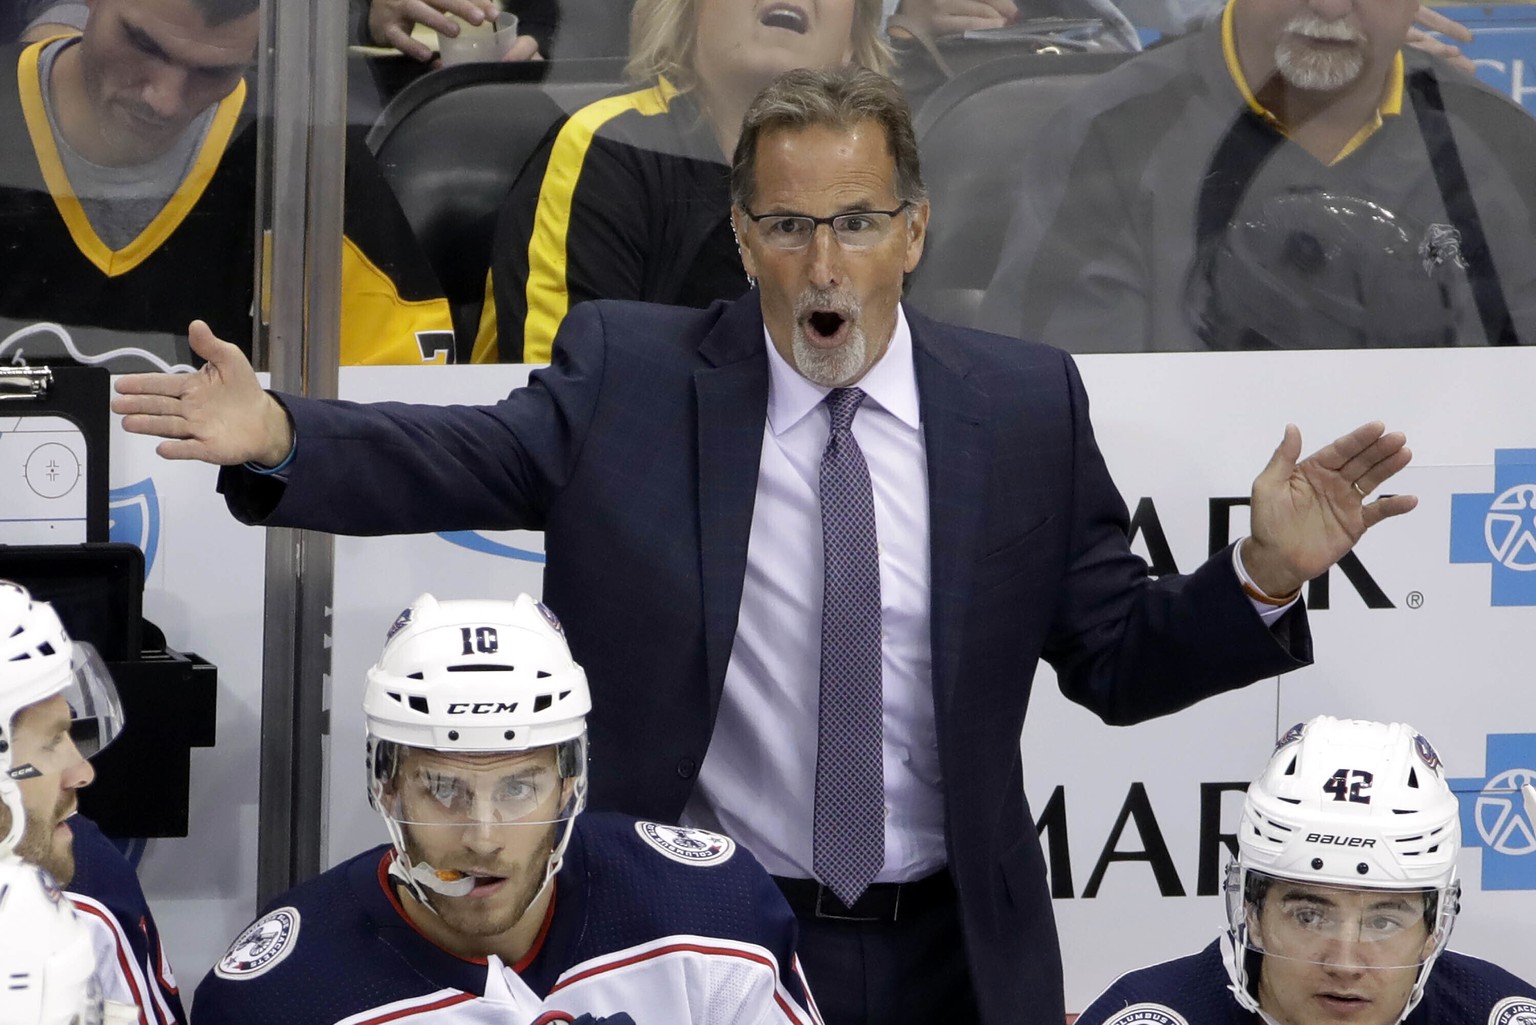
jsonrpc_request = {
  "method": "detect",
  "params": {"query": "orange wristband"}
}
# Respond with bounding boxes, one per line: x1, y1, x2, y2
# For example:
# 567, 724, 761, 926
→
1241, 579, 1301, 606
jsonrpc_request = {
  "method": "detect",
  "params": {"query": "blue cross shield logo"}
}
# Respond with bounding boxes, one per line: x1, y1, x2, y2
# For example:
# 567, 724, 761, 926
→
108, 478, 160, 578
1450, 449, 1536, 606
1448, 734, 1536, 890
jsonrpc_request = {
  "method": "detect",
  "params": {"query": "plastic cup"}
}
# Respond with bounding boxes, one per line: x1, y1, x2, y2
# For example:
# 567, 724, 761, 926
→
437, 12, 520, 65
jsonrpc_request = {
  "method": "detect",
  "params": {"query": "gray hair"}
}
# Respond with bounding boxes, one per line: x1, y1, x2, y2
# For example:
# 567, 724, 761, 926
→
730, 66, 926, 211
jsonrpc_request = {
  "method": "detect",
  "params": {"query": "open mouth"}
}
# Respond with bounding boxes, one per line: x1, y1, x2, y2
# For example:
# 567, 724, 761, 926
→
803, 310, 849, 345
759, 3, 809, 33
465, 873, 508, 897
1317, 993, 1371, 1013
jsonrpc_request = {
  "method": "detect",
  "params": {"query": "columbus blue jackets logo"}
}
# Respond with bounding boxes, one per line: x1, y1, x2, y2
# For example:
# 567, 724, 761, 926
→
386, 606, 412, 641
1275, 722, 1306, 751
1414, 732, 1443, 772
535, 601, 565, 638
214, 907, 300, 980
636, 822, 735, 867
1101, 1003, 1190, 1025
1489, 997, 1536, 1025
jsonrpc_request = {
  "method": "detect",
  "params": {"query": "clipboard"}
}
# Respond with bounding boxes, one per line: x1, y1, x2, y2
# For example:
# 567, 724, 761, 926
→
0, 364, 111, 543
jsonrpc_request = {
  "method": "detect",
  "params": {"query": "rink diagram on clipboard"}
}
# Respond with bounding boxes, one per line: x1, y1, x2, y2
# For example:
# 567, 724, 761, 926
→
0, 414, 88, 544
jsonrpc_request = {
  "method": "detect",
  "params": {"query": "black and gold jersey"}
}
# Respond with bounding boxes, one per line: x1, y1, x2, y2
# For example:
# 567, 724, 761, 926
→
475, 80, 748, 363
0, 38, 454, 371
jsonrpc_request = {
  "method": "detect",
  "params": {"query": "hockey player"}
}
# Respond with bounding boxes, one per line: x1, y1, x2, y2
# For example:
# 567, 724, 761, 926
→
195, 593, 818, 1024
0, 854, 109, 1025
0, 580, 186, 1025
1076, 716, 1535, 1025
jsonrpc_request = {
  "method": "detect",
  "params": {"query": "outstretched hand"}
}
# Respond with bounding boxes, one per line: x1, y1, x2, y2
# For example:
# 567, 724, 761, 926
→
111, 321, 294, 467
1241, 422, 1417, 598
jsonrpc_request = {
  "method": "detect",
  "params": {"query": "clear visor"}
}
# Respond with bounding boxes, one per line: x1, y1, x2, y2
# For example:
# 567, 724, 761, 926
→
372, 735, 587, 828
63, 643, 125, 760
7, 644, 125, 781
1228, 867, 1442, 971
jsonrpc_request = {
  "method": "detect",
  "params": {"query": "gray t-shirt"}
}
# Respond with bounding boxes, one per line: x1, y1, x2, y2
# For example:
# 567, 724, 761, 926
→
38, 36, 216, 250
24, 1, 89, 35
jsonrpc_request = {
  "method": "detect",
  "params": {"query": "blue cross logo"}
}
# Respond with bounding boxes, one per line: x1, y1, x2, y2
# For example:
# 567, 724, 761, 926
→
1450, 449, 1536, 606
1448, 734, 1536, 890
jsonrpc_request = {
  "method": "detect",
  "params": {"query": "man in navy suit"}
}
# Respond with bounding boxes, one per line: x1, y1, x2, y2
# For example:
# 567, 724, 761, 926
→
115, 66, 1417, 1025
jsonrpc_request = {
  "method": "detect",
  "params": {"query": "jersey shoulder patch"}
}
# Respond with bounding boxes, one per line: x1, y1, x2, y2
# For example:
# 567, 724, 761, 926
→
1490, 997, 1536, 1025
1100, 1002, 1191, 1025
214, 906, 301, 980
633, 821, 736, 867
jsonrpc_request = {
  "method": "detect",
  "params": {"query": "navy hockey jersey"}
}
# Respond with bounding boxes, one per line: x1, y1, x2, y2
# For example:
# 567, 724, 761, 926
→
1077, 939, 1536, 1025
193, 814, 818, 1024
66, 814, 188, 1025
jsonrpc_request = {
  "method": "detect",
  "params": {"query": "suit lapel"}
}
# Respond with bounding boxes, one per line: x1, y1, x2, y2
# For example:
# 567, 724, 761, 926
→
911, 310, 990, 720
695, 292, 770, 716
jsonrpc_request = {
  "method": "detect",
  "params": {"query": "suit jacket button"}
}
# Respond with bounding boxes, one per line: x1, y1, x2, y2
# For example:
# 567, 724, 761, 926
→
676, 757, 698, 779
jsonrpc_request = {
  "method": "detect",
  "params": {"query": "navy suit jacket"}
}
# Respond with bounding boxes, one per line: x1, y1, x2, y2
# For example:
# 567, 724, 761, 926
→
223, 291, 1311, 1025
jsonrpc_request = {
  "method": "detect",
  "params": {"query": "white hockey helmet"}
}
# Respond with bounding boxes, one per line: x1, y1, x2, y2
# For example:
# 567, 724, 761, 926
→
1222, 717, 1461, 1024
363, 593, 591, 907
0, 854, 104, 1025
0, 582, 124, 856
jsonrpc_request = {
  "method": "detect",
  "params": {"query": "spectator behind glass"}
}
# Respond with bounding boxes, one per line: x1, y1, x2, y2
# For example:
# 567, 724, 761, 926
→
471, 0, 892, 363
978, 0, 1536, 351
0, 0, 455, 370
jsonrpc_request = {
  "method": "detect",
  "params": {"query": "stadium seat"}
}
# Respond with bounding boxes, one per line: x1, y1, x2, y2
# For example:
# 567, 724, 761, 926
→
545, 0, 633, 58
906, 52, 1134, 328
366, 59, 627, 358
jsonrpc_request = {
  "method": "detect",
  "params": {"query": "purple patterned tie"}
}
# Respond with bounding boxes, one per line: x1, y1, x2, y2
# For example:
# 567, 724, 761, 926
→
813, 387, 885, 908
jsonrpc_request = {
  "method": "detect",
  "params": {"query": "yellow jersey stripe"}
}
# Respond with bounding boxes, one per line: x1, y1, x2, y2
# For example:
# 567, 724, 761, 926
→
520, 79, 679, 363
473, 268, 499, 363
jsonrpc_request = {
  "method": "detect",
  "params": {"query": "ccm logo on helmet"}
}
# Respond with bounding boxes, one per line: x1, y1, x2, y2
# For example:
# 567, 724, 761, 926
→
447, 702, 519, 714
1306, 833, 1377, 848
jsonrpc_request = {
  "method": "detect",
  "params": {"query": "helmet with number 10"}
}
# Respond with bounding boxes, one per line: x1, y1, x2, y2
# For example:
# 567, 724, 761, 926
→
363, 593, 590, 941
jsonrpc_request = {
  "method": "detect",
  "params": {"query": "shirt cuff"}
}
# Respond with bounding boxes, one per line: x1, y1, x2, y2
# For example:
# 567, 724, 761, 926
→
1232, 540, 1300, 625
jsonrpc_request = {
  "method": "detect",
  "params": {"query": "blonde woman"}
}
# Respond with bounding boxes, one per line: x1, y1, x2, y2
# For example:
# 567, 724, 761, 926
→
473, 0, 891, 362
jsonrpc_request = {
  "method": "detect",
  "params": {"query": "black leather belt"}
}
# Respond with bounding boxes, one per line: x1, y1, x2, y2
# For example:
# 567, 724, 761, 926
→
771, 870, 953, 923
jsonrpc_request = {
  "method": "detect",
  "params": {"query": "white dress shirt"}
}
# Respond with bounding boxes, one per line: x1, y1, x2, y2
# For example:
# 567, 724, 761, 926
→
678, 306, 1295, 882
680, 306, 947, 882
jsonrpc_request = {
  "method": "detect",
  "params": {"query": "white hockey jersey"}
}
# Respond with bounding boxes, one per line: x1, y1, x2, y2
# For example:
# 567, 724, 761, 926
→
66, 815, 187, 1025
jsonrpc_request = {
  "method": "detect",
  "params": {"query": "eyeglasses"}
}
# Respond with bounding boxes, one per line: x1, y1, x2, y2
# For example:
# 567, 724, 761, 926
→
741, 202, 911, 251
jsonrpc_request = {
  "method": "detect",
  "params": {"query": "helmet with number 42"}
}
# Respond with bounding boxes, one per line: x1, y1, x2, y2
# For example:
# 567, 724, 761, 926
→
1222, 716, 1461, 1025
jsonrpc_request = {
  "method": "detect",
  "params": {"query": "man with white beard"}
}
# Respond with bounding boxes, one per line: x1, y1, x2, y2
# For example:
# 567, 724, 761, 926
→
979, 0, 1536, 351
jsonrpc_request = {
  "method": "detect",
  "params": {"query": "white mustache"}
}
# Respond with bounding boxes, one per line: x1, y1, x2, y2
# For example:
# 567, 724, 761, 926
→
794, 290, 860, 320
1283, 15, 1364, 42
